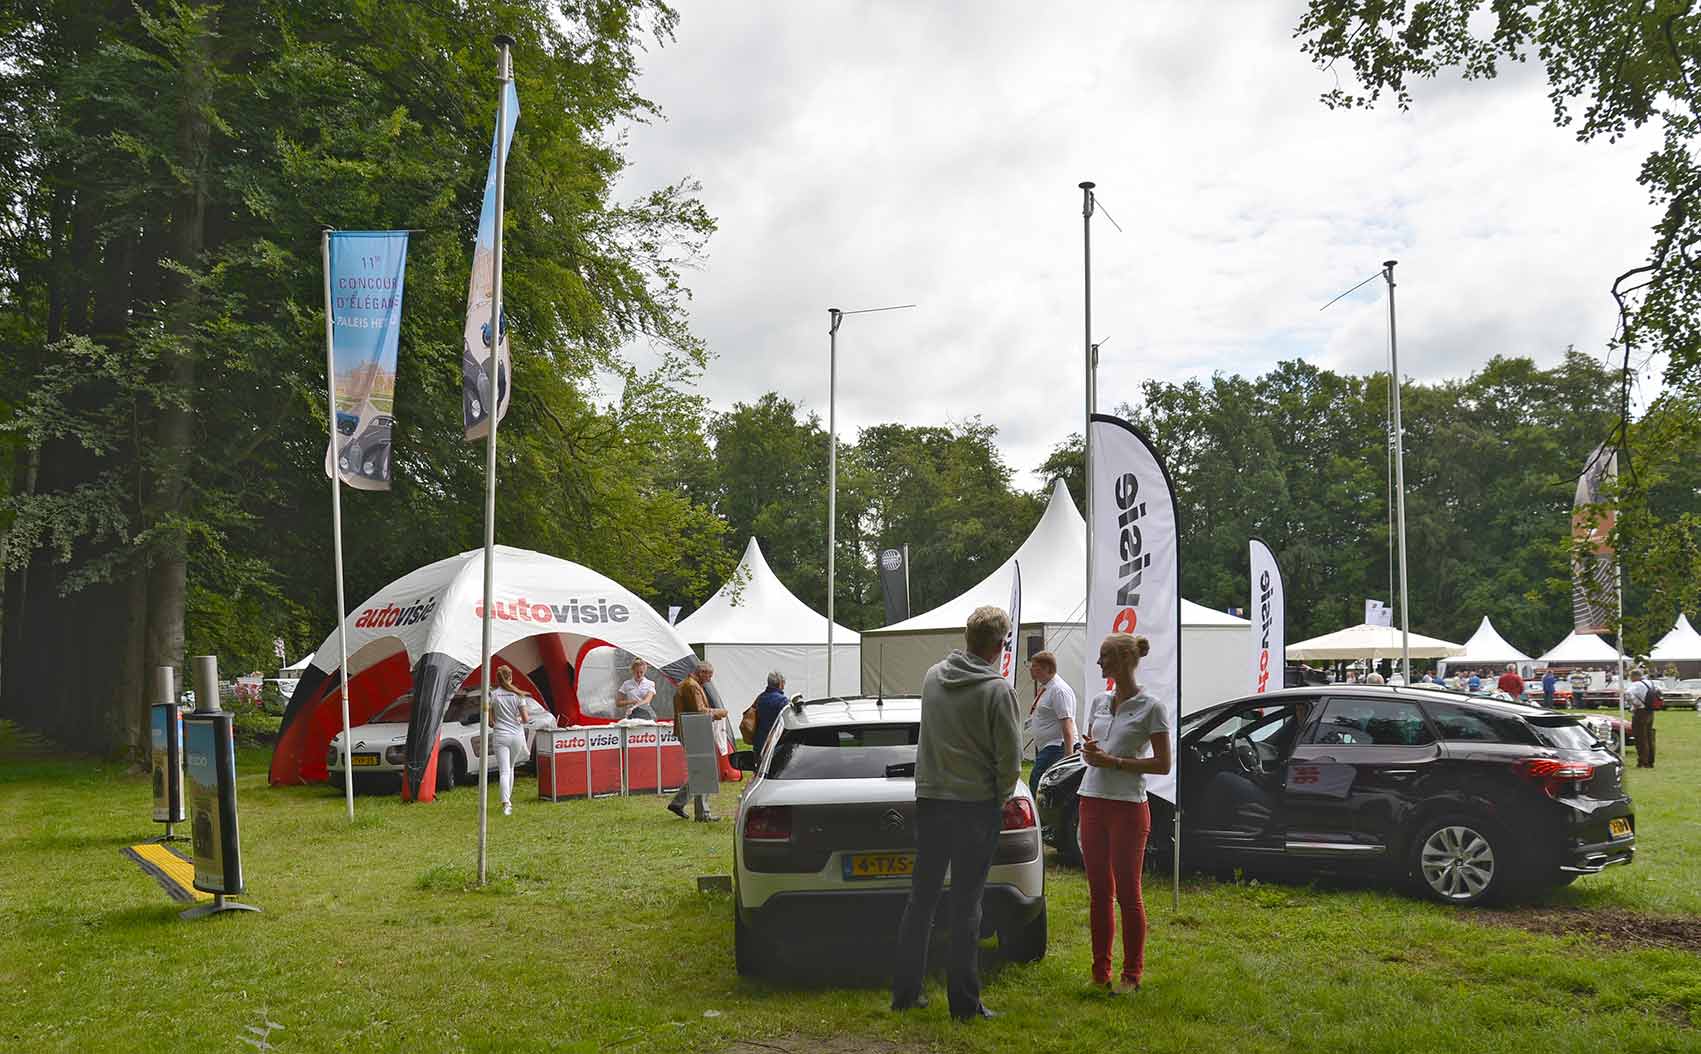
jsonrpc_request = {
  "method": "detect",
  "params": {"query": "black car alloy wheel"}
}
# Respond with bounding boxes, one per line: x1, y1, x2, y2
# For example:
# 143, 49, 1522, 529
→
1412, 814, 1503, 905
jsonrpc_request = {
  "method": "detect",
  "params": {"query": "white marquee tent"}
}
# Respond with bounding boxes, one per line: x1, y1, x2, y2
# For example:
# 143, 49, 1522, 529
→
1287, 622, 1465, 661
675, 537, 860, 707
1537, 630, 1621, 666
1437, 616, 1532, 675
1648, 613, 1701, 669
859, 479, 1251, 716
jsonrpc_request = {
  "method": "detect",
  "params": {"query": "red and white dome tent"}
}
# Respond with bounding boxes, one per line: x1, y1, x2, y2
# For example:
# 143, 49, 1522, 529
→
269, 545, 697, 802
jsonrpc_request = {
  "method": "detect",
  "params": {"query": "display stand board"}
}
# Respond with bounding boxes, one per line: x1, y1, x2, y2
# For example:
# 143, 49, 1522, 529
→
536, 728, 590, 801
624, 722, 662, 794
587, 725, 624, 796
150, 703, 186, 837
182, 708, 259, 919
678, 712, 719, 797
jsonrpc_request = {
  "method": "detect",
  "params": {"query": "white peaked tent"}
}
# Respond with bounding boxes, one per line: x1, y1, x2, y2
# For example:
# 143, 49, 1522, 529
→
860, 479, 1251, 715
1649, 614, 1701, 668
1538, 630, 1621, 666
1438, 617, 1532, 675
1287, 623, 1465, 661
675, 537, 860, 706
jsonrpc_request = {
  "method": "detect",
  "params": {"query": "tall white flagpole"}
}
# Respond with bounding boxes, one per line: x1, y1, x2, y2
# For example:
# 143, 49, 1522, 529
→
321, 230, 355, 822
1383, 261, 1412, 684
1079, 181, 1095, 725
477, 34, 514, 887
827, 307, 841, 697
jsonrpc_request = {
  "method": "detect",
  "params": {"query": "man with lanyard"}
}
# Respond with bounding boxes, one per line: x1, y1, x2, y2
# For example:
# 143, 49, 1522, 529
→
1026, 651, 1077, 791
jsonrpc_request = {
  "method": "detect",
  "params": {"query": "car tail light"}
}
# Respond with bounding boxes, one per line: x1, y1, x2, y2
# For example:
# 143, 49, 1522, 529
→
1001, 797, 1037, 831
744, 805, 792, 842
1517, 757, 1594, 797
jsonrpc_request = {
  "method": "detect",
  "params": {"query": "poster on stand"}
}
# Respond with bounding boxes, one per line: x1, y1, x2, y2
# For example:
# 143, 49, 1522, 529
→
186, 714, 243, 894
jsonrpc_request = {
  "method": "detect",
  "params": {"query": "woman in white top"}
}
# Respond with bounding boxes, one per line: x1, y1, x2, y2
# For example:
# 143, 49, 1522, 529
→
486, 666, 537, 816
1078, 632, 1172, 994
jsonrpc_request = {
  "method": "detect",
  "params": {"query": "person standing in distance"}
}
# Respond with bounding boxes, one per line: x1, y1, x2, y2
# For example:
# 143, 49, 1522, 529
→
1497, 663, 1525, 701
668, 662, 726, 821
486, 666, 538, 817
1078, 632, 1173, 995
1027, 650, 1078, 791
1542, 668, 1559, 708
891, 606, 1021, 1022
1626, 667, 1657, 768
616, 657, 658, 720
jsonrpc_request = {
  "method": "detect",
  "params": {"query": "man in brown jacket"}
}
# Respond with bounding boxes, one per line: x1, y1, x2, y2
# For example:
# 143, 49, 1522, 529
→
668, 662, 726, 821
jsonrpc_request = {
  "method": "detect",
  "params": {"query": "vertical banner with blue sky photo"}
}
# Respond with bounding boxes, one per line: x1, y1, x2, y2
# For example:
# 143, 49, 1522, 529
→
325, 231, 409, 490
462, 79, 520, 440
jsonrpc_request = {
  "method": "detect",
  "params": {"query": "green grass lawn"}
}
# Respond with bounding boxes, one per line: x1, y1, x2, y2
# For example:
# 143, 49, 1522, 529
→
1, 715, 1698, 1052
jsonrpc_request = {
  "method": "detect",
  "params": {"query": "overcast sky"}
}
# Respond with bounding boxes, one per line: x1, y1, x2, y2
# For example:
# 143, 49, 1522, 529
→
613, 1, 1659, 486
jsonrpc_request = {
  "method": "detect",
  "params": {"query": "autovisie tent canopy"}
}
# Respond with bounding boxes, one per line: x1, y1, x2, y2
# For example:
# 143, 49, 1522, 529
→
269, 545, 697, 801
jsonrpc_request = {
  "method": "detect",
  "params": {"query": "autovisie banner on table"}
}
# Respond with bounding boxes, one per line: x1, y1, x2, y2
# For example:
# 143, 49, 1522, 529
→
185, 713, 243, 894
1085, 413, 1179, 805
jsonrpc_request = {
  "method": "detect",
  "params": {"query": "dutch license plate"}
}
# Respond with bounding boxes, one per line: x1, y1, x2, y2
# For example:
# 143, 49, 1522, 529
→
1609, 817, 1631, 838
350, 754, 380, 767
843, 852, 915, 880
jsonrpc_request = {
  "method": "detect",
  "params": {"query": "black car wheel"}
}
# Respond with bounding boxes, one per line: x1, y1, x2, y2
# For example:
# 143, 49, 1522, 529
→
1411, 815, 1505, 906
734, 911, 763, 977
1058, 799, 1084, 867
998, 901, 1048, 963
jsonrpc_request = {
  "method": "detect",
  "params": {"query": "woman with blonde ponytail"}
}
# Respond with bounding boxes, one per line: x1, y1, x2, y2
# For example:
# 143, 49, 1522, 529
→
1078, 632, 1173, 994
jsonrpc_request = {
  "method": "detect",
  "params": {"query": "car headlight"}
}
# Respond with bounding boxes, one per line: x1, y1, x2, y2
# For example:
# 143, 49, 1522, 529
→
327, 744, 340, 769
384, 745, 406, 765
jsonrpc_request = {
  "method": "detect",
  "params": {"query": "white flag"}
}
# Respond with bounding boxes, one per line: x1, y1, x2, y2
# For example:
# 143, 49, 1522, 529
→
1365, 599, 1393, 627
1250, 539, 1284, 695
999, 561, 1022, 688
1087, 414, 1179, 805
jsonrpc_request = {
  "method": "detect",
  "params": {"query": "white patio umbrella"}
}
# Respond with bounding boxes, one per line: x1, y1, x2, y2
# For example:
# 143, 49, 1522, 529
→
1287, 622, 1465, 661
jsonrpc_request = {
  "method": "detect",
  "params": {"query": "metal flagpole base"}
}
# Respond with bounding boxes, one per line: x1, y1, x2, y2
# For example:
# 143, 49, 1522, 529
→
152, 822, 187, 843
180, 893, 262, 920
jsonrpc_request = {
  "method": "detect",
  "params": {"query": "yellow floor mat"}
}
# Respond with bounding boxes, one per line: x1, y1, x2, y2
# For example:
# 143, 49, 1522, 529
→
123, 842, 213, 903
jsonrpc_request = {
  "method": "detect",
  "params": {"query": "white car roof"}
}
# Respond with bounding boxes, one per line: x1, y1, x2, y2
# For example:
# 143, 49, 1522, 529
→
778, 696, 921, 730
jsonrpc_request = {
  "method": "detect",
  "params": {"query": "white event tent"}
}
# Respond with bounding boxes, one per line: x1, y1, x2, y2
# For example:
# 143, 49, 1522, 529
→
1287, 622, 1465, 661
675, 537, 860, 707
1647, 614, 1701, 674
1538, 630, 1622, 667
1438, 617, 1532, 676
859, 479, 1251, 716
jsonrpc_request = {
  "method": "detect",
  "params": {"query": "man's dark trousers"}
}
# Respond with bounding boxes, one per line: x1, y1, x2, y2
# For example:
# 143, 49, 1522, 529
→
892, 797, 1002, 1017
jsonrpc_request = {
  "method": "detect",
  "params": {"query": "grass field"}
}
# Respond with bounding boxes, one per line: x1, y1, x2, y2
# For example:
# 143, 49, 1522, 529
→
1, 714, 1698, 1053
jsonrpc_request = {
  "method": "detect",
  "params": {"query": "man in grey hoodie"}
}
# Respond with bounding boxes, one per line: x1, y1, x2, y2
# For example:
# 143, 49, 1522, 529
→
891, 605, 1022, 1022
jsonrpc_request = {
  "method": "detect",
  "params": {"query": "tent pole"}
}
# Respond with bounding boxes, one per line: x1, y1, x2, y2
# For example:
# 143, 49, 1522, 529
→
477, 34, 513, 886
322, 229, 354, 823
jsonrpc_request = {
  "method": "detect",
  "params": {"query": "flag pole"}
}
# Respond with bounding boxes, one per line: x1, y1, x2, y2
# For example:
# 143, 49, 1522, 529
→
827, 307, 841, 697
477, 33, 514, 887
321, 229, 355, 823
1079, 181, 1095, 729
1383, 261, 1412, 685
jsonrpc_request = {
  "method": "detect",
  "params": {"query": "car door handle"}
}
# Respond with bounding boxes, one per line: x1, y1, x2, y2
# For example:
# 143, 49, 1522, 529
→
1384, 769, 1417, 779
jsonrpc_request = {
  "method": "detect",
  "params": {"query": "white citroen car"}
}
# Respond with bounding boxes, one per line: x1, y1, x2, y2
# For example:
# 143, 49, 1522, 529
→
729, 697, 1046, 975
328, 691, 557, 791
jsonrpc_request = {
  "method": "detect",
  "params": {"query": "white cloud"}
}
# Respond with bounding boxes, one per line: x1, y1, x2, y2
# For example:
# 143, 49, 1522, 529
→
614, 0, 1660, 483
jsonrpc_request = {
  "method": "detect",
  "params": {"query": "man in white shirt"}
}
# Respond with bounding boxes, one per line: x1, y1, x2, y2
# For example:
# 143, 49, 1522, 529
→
615, 658, 657, 721
1026, 650, 1077, 791
1626, 667, 1656, 769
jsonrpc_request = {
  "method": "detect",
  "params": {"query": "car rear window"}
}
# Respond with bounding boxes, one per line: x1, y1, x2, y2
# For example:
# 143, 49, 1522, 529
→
766, 723, 919, 780
1423, 704, 1537, 744
1526, 715, 1603, 751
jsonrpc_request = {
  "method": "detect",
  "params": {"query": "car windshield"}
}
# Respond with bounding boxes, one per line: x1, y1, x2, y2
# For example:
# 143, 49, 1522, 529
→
445, 697, 479, 724
766, 722, 919, 780
371, 695, 412, 724
1526, 715, 1604, 751
1180, 703, 1231, 735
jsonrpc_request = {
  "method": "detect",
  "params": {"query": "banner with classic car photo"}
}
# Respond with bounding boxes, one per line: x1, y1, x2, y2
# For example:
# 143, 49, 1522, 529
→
324, 231, 409, 490
1571, 443, 1619, 635
1086, 414, 1180, 805
462, 79, 520, 441
1249, 538, 1284, 695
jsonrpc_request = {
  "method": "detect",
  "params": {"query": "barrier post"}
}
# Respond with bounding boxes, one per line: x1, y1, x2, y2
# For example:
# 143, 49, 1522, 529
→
181, 655, 260, 920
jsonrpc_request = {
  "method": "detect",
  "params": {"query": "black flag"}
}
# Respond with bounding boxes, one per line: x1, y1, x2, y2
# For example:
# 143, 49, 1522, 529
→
878, 545, 910, 625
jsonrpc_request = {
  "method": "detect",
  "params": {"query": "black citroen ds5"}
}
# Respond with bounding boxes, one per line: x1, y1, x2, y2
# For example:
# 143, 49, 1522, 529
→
1037, 685, 1634, 905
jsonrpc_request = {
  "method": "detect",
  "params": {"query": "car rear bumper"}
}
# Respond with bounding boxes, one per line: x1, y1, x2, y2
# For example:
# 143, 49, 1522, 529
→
739, 882, 1044, 945
1559, 835, 1635, 873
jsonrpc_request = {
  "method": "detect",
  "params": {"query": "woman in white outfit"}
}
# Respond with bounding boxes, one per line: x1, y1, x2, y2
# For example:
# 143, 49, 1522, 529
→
486, 666, 536, 816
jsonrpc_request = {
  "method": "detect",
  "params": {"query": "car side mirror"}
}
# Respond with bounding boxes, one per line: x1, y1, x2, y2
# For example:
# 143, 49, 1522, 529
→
731, 749, 758, 772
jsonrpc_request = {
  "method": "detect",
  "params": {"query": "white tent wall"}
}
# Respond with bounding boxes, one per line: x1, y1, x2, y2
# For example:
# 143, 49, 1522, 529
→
860, 620, 1247, 718
705, 642, 860, 707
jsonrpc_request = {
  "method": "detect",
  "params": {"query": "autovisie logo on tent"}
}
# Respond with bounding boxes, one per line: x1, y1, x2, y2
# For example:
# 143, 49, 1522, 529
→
472, 597, 631, 625
355, 596, 439, 629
